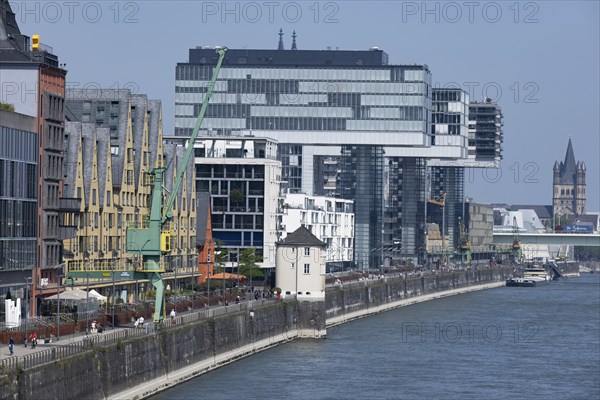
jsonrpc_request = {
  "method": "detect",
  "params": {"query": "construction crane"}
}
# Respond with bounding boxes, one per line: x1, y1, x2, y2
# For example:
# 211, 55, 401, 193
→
428, 193, 447, 265
67, 47, 228, 324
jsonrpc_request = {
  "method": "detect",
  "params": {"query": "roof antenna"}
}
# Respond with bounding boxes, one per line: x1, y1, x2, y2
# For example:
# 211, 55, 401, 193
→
291, 30, 297, 50
278, 28, 284, 50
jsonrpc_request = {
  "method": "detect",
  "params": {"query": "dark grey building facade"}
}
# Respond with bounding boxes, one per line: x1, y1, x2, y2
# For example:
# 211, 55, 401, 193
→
0, 109, 38, 302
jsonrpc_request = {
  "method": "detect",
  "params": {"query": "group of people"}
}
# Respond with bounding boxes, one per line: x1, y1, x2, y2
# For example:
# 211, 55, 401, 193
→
7, 332, 38, 356
133, 316, 145, 328
89, 320, 103, 334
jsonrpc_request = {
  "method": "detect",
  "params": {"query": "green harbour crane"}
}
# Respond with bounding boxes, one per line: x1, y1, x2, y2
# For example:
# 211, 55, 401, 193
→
66, 47, 228, 324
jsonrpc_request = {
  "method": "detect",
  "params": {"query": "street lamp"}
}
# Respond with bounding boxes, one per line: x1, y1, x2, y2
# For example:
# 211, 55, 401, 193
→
207, 272, 211, 308
24, 277, 32, 347
56, 274, 62, 340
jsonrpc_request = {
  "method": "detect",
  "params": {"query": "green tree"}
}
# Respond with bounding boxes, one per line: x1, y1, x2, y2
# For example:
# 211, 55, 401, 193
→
238, 248, 263, 279
214, 239, 229, 274
230, 188, 245, 206
0, 102, 15, 112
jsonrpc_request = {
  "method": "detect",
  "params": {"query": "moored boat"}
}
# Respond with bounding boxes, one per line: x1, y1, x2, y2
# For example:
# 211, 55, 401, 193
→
523, 266, 551, 282
506, 278, 537, 287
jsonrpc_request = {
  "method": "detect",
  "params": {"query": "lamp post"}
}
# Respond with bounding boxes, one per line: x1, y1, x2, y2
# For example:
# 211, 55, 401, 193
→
207, 272, 211, 308
85, 263, 90, 334
111, 269, 116, 327
56, 274, 62, 340
24, 277, 32, 347
294, 247, 299, 299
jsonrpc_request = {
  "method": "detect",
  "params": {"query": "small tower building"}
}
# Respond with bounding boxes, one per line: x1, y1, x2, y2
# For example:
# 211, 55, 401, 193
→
276, 227, 326, 300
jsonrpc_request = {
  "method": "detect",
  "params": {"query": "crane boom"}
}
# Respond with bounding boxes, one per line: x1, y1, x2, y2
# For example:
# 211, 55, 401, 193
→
162, 47, 227, 223
65, 48, 228, 326
125, 47, 228, 323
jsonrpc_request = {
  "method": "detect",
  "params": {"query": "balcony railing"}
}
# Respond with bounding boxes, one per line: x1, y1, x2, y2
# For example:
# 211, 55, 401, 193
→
59, 197, 82, 212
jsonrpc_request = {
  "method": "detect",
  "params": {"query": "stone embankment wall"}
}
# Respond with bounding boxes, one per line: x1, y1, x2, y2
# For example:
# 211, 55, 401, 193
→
326, 266, 513, 325
0, 301, 325, 400
1, 267, 511, 400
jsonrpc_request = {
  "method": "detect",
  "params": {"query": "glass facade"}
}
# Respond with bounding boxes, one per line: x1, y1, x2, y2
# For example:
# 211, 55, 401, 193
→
196, 162, 266, 261
431, 88, 468, 140
175, 58, 432, 145
428, 166, 465, 250
468, 100, 503, 162
176, 49, 432, 269
0, 125, 38, 270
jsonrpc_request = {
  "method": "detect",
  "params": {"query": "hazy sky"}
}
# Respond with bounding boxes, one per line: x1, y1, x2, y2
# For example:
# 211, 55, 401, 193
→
13, 0, 599, 211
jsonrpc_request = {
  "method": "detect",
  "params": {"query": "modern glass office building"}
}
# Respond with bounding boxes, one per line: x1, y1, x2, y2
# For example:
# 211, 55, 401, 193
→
0, 109, 38, 300
175, 46, 464, 267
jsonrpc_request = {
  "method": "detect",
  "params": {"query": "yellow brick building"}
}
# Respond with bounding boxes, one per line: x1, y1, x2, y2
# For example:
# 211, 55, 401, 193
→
62, 90, 197, 301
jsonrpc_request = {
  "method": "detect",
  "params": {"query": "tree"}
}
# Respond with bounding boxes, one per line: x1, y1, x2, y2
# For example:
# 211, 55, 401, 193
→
0, 102, 15, 112
230, 188, 245, 206
214, 239, 228, 274
239, 248, 263, 280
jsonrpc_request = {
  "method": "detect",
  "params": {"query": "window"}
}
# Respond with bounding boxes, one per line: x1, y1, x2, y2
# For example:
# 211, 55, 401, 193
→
304, 247, 310, 256
304, 264, 310, 274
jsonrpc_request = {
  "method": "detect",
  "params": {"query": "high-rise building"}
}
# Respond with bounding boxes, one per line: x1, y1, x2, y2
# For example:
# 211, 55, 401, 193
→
553, 139, 586, 216
468, 98, 503, 166
428, 90, 504, 258
1, 0, 75, 314
175, 43, 466, 268
313, 155, 341, 197
428, 88, 470, 252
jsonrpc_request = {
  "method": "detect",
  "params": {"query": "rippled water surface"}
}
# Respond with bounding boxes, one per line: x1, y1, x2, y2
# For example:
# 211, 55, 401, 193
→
152, 274, 600, 400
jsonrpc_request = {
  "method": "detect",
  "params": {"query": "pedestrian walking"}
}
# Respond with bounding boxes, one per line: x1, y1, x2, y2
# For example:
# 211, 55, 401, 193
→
170, 308, 176, 323
29, 332, 38, 349
9, 337, 14, 355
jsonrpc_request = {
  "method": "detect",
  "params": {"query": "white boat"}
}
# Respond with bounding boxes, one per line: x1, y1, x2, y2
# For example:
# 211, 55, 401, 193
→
523, 266, 551, 282
579, 265, 592, 273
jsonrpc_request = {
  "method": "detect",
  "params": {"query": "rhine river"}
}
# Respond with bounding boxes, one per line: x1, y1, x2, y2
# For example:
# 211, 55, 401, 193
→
152, 273, 600, 400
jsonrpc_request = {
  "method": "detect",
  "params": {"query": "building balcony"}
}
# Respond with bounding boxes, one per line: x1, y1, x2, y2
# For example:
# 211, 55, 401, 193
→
58, 225, 77, 239
59, 197, 82, 212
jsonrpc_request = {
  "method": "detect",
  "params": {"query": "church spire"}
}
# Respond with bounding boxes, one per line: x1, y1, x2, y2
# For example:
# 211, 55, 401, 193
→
563, 138, 577, 178
278, 28, 284, 50
291, 30, 297, 50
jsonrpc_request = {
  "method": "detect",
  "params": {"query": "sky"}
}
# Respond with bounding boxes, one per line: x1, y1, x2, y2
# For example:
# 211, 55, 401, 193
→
13, 0, 600, 211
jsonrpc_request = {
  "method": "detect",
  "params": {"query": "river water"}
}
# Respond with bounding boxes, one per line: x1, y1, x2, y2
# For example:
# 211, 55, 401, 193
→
152, 273, 600, 400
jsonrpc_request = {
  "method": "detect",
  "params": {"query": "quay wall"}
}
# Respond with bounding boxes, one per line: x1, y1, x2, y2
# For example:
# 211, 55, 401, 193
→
0, 301, 325, 400
1, 266, 511, 399
325, 266, 513, 325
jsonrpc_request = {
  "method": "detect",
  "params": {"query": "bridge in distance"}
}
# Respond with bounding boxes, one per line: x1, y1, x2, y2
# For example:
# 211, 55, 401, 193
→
493, 232, 600, 247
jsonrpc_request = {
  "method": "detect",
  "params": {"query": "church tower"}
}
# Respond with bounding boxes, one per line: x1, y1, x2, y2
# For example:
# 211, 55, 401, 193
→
552, 139, 586, 216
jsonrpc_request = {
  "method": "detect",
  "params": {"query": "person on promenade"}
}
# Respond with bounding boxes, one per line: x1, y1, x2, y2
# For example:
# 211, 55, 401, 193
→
170, 308, 176, 323
29, 332, 38, 349
9, 337, 14, 355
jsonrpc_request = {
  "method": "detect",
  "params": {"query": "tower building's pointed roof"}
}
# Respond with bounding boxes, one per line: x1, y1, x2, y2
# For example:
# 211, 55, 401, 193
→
560, 138, 577, 184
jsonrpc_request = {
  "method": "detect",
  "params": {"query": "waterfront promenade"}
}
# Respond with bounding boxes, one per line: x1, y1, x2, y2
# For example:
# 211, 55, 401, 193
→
0, 266, 516, 400
0, 298, 272, 371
